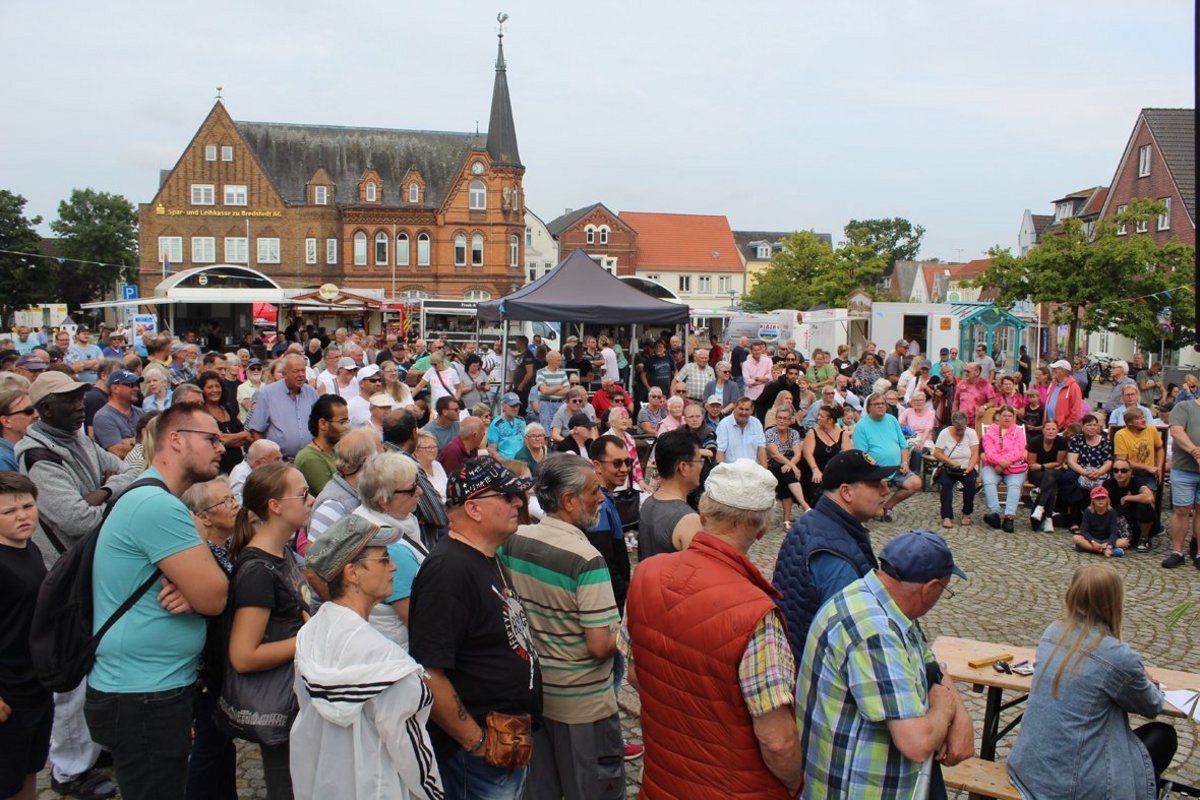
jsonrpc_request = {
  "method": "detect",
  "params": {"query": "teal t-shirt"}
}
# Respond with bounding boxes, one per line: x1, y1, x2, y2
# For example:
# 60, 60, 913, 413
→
90, 467, 209, 693
487, 415, 527, 459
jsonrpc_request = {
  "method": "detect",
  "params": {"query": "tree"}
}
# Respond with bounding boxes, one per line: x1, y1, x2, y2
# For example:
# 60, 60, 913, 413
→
49, 188, 139, 310
0, 190, 58, 326
843, 217, 925, 270
742, 230, 890, 312
974, 199, 1195, 358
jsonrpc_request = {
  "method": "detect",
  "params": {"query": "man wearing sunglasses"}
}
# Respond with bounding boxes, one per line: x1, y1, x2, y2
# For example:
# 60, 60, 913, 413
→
0, 378, 38, 472
408, 457, 540, 799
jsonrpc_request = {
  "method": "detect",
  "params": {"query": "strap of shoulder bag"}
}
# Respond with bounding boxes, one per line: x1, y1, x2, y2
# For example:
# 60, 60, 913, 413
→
93, 476, 171, 642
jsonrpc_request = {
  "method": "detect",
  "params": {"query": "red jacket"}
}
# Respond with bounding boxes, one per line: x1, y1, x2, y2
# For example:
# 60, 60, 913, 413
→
591, 386, 631, 422
627, 533, 792, 800
1049, 379, 1084, 428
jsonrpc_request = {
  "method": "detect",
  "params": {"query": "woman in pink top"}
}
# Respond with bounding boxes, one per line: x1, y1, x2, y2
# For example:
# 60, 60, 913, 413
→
981, 405, 1028, 532
898, 389, 937, 471
656, 395, 686, 434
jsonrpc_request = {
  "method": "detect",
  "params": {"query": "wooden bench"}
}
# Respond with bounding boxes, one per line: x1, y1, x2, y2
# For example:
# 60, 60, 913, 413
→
942, 757, 1021, 800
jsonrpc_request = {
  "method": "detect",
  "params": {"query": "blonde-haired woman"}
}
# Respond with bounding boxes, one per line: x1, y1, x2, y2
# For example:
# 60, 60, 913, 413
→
1008, 564, 1176, 799
379, 360, 414, 409
141, 363, 172, 411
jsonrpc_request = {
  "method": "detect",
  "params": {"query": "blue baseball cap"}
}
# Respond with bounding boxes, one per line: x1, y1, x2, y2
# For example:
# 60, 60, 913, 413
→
107, 369, 143, 387
501, 392, 521, 406
879, 529, 967, 583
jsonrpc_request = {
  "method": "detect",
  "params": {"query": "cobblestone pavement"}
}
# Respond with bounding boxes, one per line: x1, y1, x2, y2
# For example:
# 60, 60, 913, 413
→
39, 484, 1200, 799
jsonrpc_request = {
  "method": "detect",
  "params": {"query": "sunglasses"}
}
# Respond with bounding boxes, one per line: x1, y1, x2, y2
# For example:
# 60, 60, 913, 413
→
1112, 468, 1131, 474
599, 458, 634, 468
392, 483, 421, 496
4, 406, 37, 417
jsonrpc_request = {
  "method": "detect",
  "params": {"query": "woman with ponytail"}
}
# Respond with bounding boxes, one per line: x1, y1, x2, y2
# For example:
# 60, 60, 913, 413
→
225, 462, 315, 800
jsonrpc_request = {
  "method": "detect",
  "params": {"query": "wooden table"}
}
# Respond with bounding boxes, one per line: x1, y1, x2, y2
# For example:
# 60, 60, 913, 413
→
934, 636, 1198, 761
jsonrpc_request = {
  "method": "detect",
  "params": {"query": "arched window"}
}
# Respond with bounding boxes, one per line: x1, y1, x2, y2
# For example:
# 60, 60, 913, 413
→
454, 234, 467, 266
353, 231, 368, 266
599, 226, 609, 245
469, 180, 486, 210
366, 181, 377, 202
417, 233, 431, 266
509, 235, 519, 267
756, 244, 771, 259
471, 233, 484, 266
400, 289, 430, 300
464, 289, 492, 301
585, 225, 595, 245
409, 183, 419, 204
396, 233, 410, 266
374, 232, 388, 265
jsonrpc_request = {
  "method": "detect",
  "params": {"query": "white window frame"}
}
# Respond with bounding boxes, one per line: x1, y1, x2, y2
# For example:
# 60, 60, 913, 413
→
719, 276, 732, 294
509, 235, 519, 267
471, 233, 485, 266
396, 233, 410, 266
204, 145, 217, 161
598, 225, 609, 244
1135, 217, 1148, 234
221, 145, 233, 162
191, 237, 215, 264
678, 275, 692, 293
647, 273, 661, 282
1158, 197, 1171, 231
157, 236, 183, 264
454, 234, 467, 266
224, 237, 248, 264
1055, 201, 1072, 221
585, 226, 595, 245
1138, 145, 1151, 177
469, 180, 487, 210
353, 232, 368, 266
756, 244, 771, 259
366, 182, 377, 203
528, 266, 538, 283
698, 275, 712, 293
305, 238, 317, 265
314, 185, 328, 206
223, 184, 247, 206
601, 257, 617, 275
409, 183, 419, 203
1116, 204, 1128, 235
400, 289, 430, 300
464, 289, 492, 302
525, 226, 532, 246
417, 233, 431, 266
190, 184, 215, 206
257, 237, 280, 264
326, 238, 337, 265
374, 231, 389, 265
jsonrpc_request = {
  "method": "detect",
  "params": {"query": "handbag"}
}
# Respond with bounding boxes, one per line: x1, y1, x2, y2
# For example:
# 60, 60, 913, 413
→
613, 488, 640, 530
483, 710, 533, 773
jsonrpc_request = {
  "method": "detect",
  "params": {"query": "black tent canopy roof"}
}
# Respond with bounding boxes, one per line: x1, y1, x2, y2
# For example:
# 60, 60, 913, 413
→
477, 248, 689, 325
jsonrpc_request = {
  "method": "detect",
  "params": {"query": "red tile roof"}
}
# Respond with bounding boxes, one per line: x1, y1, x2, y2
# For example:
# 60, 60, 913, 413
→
1081, 188, 1109, 217
619, 211, 743, 272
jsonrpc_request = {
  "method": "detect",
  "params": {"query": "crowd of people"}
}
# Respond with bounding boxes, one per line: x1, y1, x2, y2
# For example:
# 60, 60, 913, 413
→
0, 318, 1197, 800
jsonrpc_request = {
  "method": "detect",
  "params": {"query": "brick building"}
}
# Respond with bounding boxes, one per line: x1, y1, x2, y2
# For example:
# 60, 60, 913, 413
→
545, 203, 638, 276
138, 32, 526, 303
1097, 107, 1195, 248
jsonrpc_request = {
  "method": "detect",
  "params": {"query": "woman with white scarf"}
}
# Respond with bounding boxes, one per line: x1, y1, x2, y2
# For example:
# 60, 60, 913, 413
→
293, 515, 442, 800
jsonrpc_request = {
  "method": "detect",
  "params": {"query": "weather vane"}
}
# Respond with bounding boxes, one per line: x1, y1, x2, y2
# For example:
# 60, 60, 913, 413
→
497, 11, 508, 38
215, 85, 223, 101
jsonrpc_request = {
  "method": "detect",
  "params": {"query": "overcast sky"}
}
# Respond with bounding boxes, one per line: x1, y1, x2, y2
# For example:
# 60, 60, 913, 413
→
1, 1, 1193, 261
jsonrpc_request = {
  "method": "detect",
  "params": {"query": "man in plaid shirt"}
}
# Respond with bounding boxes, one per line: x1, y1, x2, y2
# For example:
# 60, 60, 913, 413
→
797, 530, 974, 799
674, 348, 716, 404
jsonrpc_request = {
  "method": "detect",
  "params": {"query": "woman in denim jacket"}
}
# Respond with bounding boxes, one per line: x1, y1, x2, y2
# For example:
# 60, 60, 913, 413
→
1009, 564, 1177, 799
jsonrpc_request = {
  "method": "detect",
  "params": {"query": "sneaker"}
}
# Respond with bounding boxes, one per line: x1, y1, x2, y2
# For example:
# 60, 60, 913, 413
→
624, 742, 645, 761
51, 769, 117, 800
1111, 547, 1124, 557
1162, 552, 1186, 569
1030, 506, 1044, 523
1041, 518, 1055, 533
983, 512, 1002, 529
1002, 518, 1015, 533
1136, 539, 1151, 552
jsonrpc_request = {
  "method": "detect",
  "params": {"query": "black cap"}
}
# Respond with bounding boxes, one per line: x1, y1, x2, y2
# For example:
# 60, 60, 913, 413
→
568, 412, 597, 428
821, 449, 897, 492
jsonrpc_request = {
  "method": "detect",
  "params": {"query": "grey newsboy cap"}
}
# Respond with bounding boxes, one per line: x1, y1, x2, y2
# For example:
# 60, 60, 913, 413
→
304, 516, 398, 583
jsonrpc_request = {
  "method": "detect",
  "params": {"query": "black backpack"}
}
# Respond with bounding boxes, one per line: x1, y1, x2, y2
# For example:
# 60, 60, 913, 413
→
29, 476, 169, 692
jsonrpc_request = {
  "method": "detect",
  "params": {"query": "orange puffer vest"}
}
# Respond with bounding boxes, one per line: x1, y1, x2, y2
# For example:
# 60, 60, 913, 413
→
627, 532, 792, 799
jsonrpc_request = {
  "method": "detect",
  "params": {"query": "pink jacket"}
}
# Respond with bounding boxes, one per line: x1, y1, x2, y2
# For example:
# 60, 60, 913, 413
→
983, 423, 1028, 473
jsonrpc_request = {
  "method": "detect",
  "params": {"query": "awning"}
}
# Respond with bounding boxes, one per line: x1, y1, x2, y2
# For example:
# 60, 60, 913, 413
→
81, 297, 177, 310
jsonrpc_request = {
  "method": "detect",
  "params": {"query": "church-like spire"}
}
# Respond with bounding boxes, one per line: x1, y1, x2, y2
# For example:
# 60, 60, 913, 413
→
486, 15, 522, 168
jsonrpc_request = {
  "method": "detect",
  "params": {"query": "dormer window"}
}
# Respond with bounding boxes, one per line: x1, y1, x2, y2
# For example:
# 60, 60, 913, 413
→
366, 182, 377, 203
756, 244, 771, 259
314, 186, 328, 206
409, 183, 419, 204
1055, 202, 1073, 221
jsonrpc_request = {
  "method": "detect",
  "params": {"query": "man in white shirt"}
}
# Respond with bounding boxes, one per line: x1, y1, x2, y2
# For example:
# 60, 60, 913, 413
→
315, 345, 343, 395
347, 365, 385, 427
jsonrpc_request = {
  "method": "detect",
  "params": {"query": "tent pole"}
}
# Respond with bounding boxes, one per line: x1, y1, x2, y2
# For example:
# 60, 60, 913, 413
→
498, 320, 509, 414
628, 324, 637, 394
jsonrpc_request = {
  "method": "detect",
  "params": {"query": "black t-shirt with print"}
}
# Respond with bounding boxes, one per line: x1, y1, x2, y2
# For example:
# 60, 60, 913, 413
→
409, 536, 541, 762
1102, 475, 1151, 508
231, 547, 312, 645
0, 542, 49, 706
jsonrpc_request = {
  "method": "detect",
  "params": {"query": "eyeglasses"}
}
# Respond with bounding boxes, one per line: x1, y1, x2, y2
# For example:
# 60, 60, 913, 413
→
3, 406, 36, 417
177, 429, 223, 448
355, 554, 392, 566
469, 491, 520, 503
392, 483, 421, 496
598, 458, 634, 468
280, 489, 310, 502
939, 581, 956, 599
362, 376, 382, 383
200, 494, 239, 513
1113, 468, 1131, 474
